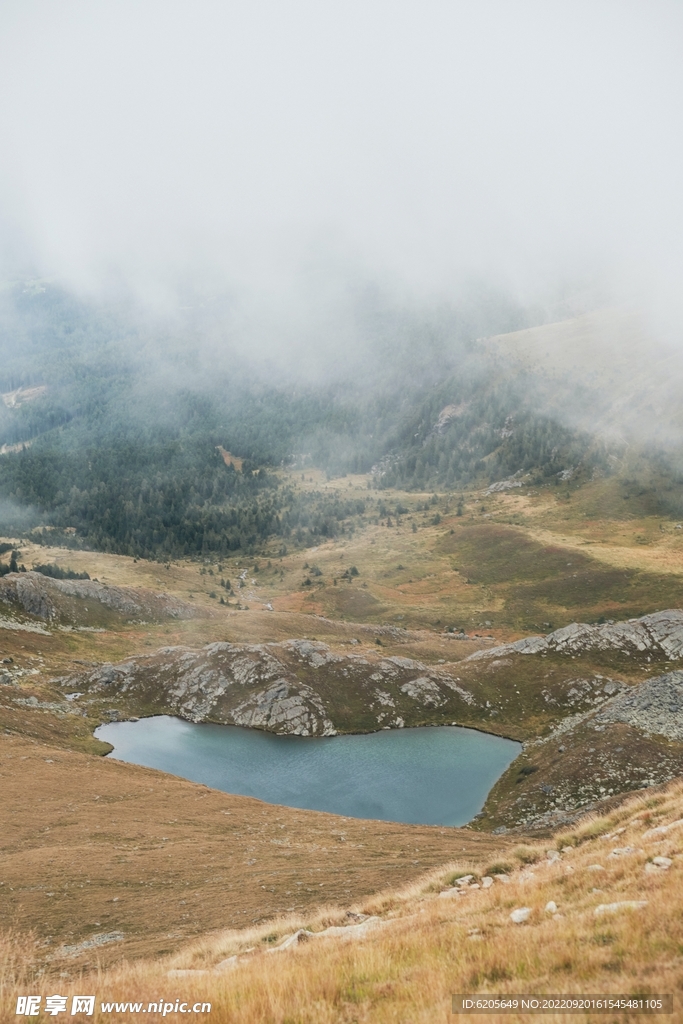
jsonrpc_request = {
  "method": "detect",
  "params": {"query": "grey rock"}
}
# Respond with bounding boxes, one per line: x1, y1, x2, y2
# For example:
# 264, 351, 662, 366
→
487, 479, 523, 494
509, 907, 531, 924
467, 609, 683, 663
596, 671, 683, 740
400, 677, 444, 705
0, 571, 198, 624
57, 931, 124, 957
60, 635, 477, 737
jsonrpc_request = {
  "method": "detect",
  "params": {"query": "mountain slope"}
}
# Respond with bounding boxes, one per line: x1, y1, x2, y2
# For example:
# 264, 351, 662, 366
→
3, 780, 682, 1022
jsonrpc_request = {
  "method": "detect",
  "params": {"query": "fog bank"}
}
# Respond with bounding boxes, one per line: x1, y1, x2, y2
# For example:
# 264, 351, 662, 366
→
0, 1, 682, 336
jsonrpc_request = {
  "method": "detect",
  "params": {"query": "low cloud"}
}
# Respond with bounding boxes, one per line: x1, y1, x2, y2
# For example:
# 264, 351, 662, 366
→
0, 1, 680, 335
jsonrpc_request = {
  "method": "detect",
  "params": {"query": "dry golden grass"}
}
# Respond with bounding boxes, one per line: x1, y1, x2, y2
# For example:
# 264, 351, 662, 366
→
0, 734, 508, 970
2, 782, 683, 1022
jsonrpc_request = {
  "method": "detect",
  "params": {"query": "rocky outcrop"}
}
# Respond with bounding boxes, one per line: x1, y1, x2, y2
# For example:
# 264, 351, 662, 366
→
57, 640, 478, 737
400, 677, 444, 705
595, 671, 683, 741
231, 680, 337, 736
0, 572, 199, 624
486, 478, 523, 494
467, 610, 683, 662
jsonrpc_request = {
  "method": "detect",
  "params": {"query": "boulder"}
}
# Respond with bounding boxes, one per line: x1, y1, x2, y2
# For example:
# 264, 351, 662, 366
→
510, 907, 532, 924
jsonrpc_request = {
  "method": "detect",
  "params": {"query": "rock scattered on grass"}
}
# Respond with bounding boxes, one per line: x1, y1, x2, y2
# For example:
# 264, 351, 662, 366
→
645, 856, 672, 873
510, 907, 531, 924
643, 818, 683, 839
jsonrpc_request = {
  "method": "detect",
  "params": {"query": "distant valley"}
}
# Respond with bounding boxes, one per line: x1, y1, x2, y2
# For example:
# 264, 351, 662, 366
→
2, 298, 683, 984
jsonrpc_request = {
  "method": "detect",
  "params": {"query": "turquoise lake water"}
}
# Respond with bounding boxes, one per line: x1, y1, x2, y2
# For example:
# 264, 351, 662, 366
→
95, 716, 521, 826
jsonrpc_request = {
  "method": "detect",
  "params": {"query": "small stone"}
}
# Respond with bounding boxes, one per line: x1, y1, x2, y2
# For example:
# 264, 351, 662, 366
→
588, 864, 605, 872
609, 846, 635, 858
510, 907, 532, 924
545, 901, 558, 914
546, 850, 561, 863
652, 856, 672, 869
495, 874, 510, 884
481, 876, 493, 889
561, 846, 573, 854
454, 874, 475, 888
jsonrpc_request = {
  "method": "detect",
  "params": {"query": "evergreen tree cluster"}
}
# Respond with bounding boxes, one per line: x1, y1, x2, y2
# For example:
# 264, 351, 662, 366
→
0, 281, 613, 558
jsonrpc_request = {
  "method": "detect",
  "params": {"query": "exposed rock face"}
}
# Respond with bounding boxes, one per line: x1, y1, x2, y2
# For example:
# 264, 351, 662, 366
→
595, 671, 683, 740
56, 640, 477, 737
400, 677, 443, 705
467, 610, 683, 662
0, 572, 199, 624
232, 682, 331, 735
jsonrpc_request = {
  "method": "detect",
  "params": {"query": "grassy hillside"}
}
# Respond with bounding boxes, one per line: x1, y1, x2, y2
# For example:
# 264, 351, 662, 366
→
2, 780, 682, 1022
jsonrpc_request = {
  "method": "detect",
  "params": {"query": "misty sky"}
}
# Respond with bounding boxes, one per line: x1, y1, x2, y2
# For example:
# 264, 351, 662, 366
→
1, 1, 682, 325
